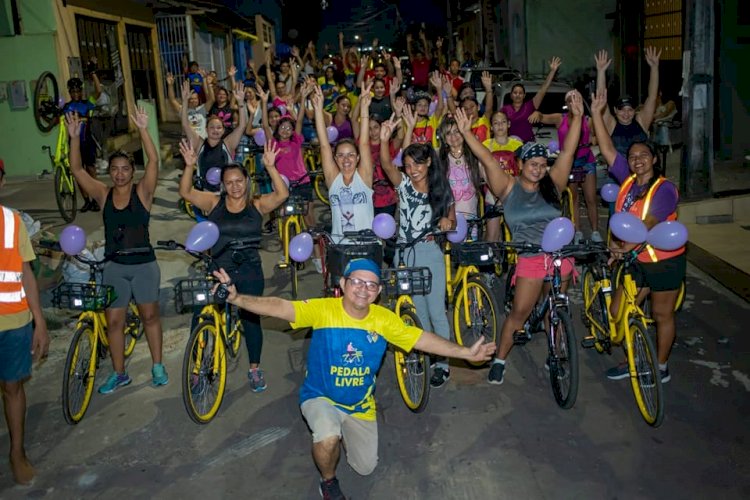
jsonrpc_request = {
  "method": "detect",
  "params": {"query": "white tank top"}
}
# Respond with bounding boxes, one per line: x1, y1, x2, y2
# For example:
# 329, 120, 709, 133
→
329, 171, 374, 241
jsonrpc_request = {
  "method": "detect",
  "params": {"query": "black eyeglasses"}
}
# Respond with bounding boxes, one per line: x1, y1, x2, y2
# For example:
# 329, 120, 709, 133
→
346, 277, 380, 292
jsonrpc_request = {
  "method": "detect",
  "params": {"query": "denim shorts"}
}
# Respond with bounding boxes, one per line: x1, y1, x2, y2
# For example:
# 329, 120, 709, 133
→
0, 322, 33, 382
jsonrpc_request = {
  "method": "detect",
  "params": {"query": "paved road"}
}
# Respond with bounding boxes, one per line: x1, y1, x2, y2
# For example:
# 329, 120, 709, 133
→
0, 170, 748, 499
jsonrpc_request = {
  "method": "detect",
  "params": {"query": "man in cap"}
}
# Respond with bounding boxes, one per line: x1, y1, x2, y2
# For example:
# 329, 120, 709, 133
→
212, 258, 494, 500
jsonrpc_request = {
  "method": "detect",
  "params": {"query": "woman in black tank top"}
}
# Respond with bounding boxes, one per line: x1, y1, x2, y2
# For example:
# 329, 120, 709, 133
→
179, 139, 289, 392
66, 107, 168, 394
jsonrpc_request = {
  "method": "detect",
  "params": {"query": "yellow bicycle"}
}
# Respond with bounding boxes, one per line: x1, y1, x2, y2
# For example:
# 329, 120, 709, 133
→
47, 242, 144, 425
303, 143, 330, 205
580, 241, 664, 426
277, 192, 308, 299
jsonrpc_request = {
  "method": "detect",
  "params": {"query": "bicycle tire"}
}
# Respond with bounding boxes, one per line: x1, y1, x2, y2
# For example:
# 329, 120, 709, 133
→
503, 264, 516, 314
182, 319, 227, 424
226, 307, 243, 359
123, 302, 142, 358
582, 268, 609, 353
453, 276, 500, 366
548, 309, 579, 409
628, 320, 664, 427
54, 165, 77, 222
62, 321, 97, 425
34, 71, 60, 133
289, 224, 299, 299
393, 306, 430, 412
313, 173, 330, 206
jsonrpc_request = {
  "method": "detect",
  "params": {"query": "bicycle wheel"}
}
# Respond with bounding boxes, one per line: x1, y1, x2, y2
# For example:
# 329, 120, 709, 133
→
503, 264, 516, 314
289, 224, 299, 299
628, 320, 664, 427
123, 302, 142, 358
313, 173, 330, 206
393, 306, 430, 412
453, 276, 500, 366
34, 71, 60, 133
62, 321, 98, 425
182, 320, 227, 424
54, 166, 77, 223
581, 268, 609, 353
225, 306, 243, 359
548, 309, 578, 409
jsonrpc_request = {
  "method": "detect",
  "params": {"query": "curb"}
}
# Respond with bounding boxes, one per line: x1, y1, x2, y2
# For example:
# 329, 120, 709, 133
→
686, 242, 750, 303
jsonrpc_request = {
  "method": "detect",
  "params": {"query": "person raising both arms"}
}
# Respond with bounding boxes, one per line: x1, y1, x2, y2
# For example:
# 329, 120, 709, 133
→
590, 88, 684, 384
500, 56, 562, 143
595, 47, 661, 156
66, 107, 168, 394
211, 258, 495, 499
178, 139, 289, 392
459, 91, 585, 385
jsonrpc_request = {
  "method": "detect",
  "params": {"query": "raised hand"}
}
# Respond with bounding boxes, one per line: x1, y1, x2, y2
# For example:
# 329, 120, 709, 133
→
262, 140, 281, 168
567, 90, 583, 117
65, 112, 81, 138
429, 71, 442, 91
481, 71, 492, 91
291, 46, 300, 58
644, 46, 661, 68
549, 56, 562, 72
232, 81, 246, 103
228, 65, 237, 79
310, 85, 324, 110
393, 96, 406, 116
392, 55, 401, 70
379, 118, 395, 141
179, 138, 197, 166
590, 88, 608, 115
389, 76, 400, 96
359, 81, 373, 109
402, 104, 416, 128
166, 72, 175, 86
130, 105, 149, 129
255, 83, 269, 103
594, 49, 611, 72
435, 37, 443, 49
180, 80, 191, 101
453, 107, 471, 133
338, 32, 344, 42
441, 73, 452, 90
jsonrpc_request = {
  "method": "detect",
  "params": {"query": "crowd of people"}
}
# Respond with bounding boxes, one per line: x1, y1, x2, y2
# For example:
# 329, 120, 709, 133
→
1, 33, 685, 499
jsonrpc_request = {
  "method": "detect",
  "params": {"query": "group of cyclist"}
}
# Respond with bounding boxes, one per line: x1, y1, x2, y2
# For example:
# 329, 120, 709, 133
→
3, 36, 684, 494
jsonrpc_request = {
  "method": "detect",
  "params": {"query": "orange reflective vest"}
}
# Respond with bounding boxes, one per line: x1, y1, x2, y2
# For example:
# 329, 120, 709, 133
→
0, 207, 29, 314
615, 175, 685, 263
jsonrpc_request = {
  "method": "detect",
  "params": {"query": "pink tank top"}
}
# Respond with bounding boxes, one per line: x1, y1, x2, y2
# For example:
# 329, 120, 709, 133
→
558, 114, 595, 164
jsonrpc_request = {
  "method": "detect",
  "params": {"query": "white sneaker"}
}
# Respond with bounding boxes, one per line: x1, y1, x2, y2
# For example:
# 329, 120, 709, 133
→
312, 258, 323, 274
591, 231, 603, 243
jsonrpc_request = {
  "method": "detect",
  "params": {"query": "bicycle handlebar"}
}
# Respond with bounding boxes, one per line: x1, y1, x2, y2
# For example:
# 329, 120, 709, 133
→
155, 237, 261, 261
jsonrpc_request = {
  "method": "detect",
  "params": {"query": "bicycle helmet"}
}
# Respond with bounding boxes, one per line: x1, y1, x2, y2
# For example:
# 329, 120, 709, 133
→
67, 78, 83, 91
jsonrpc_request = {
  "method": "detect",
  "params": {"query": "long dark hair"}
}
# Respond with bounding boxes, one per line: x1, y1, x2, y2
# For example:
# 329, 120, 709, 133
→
516, 153, 562, 210
627, 141, 662, 200
437, 116, 482, 193
403, 143, 453, 220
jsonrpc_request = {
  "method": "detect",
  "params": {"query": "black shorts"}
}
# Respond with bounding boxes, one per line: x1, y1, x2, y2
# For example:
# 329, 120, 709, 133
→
290, 182, 313, 202
631, 253, 686, 292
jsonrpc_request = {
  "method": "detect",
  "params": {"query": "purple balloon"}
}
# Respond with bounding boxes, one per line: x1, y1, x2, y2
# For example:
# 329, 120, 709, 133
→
326, 125, 339, 143
547, 140, 560, 154
206, 167, 222, 186
185, 221, 220, 252
289, 232, 313, 262
393, 150, 403, 167
447, 213, 468, 243
428, 100, 437, 116
647, 221, 688, 251
609, 212, 648, 244
277, 105, 287, 116
254, 129, 266, 146
541, 217, 575, 252
372, 213, 396, 239
600, 183, 619, 203
279, 174, 290, 188
60, 225, 87, 256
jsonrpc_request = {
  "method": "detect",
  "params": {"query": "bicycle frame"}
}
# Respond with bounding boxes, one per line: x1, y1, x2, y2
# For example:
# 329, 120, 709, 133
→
193, 303, 233, 377
279, 213, 303, 265
443, 246, 482, 325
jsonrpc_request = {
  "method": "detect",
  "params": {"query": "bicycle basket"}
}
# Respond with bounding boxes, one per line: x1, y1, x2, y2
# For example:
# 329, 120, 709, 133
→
174, 279, 216, 314
381, 267, 432, 297
326, 242, 384, 288
450, 242, 503, 267
52, 282, 116, 311
279, 198, 308, 217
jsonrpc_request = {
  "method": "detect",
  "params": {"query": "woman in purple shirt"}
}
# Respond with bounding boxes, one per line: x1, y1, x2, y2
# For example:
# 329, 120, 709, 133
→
501, 56, 561, 142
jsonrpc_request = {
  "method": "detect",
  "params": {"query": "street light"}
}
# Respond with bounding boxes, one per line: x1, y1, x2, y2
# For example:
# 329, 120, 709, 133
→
354, 35, 360, 41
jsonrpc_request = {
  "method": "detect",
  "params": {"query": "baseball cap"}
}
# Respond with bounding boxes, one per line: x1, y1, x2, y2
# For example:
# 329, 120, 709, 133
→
343, 258, 381, 280
615, 95, 634, 109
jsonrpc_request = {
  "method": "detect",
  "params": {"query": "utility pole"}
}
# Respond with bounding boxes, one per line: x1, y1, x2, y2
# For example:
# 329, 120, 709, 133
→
680, 0, 714, 199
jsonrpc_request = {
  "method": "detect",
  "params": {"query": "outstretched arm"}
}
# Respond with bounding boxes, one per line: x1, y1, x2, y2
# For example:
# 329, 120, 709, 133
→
594, 50, 616, 133
255, 141, 289, 214
413, 330, 495, 364
637, 46, 661, 132
481, 71, 494, 119
224, 81, 248, 153
256, 84, 273, 140
312, 85, 338, 187
215, 268, 296, 322
532, 56, 561, 109
65, 113, 108, 206
178, 139, 219, 213
166, 73, 182, 113
179, 80, 202, 150
358, 81, 374, 188
590, 88, 617, 166
132, 106, 159, 208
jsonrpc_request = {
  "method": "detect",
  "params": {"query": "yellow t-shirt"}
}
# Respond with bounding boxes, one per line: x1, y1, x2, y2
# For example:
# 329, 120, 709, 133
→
292, 297, 422, 420
412, 115, 442, 149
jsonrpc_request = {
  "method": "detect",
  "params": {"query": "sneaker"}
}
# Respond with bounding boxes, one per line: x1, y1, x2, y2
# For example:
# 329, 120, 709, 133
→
574, 231, 584, 244
660, 367, 671, 383
591, 230, 603, 243
312, 258, 323, 274
430, 366, 450, 388
248, 368, 267, 393
98, 372, 132, 394
319, 477, 346, 500
152, 363, 169, 387
89, 200, 101, 212
606, 362, 630, 380
488, 362, 505, 385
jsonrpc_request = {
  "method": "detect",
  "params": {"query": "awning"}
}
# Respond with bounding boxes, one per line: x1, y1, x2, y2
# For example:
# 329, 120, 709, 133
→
232, 29, 257, 41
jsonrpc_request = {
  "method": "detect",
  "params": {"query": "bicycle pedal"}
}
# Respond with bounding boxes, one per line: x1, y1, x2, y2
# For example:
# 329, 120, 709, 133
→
581, 336, 598, 349
513, 329, 532, 346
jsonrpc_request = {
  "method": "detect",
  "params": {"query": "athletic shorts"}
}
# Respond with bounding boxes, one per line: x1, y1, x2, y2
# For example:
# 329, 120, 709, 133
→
513, 254, 576, 285
0, 322, 33, 382
631, 253, 686, 292
301, 397, 378, 476
103, 260, 161, 308
290, 182, 313, 202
